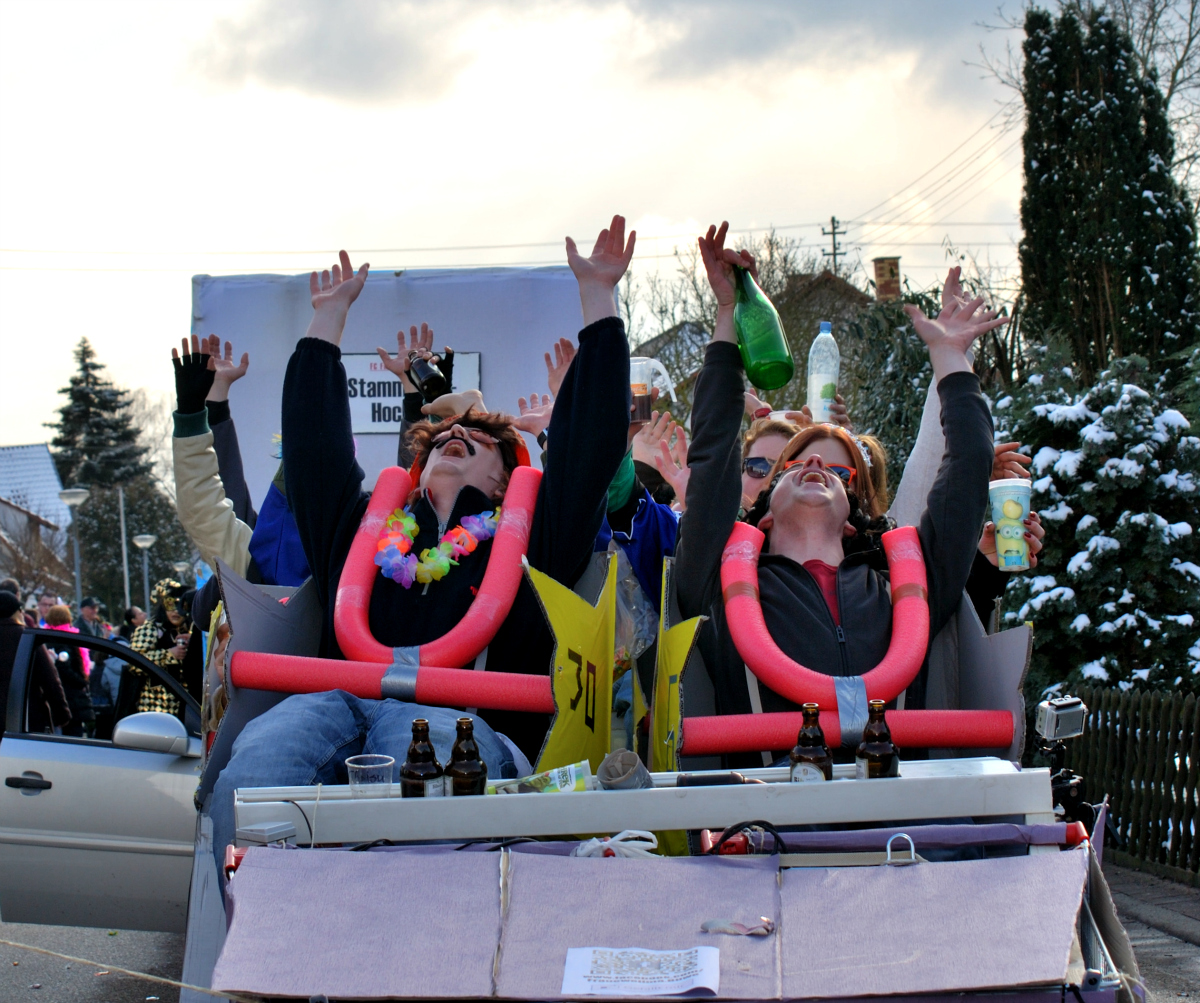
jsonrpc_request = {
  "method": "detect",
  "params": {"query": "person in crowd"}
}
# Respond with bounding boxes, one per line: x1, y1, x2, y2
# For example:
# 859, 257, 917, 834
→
119, 606, 146, 639
210, 220, 633, 873
75, 596, 106, 638
675, 223, 1006, 747
44, 604, 94, 737
35, 591, 57, 626
126, 580, 191, 717
171, 334, 311, 589
0, 590, 72, 737
0, 579, 36, 627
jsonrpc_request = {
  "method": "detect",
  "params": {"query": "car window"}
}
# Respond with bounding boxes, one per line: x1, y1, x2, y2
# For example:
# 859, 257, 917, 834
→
24, 633, 199, 744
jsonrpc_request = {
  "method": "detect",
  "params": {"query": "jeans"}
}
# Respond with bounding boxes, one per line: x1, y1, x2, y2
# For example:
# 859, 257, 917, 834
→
210, 690, 517, 882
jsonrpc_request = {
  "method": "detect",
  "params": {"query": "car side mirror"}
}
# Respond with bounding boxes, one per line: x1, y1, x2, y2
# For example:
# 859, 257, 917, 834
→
112, 712, 202, 758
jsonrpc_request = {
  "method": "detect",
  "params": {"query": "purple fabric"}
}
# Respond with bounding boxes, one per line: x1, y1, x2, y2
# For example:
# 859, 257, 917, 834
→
211, 846, 501, 999
496, 854, 781, 1000
779, 847, 1089, 998
775, 822, 1068, 853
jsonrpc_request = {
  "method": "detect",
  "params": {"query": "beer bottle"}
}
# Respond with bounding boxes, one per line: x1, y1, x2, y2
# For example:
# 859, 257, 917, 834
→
400, 718, 445, 798
733, 265, 794, 391
789, 702, 834, 782
855, 699, 900, 779
407, 352, 449, 402
444, 717, 488, 796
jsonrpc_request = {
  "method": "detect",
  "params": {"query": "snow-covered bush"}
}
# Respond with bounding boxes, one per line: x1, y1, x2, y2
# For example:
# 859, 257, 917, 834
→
996, 351, 1200, 695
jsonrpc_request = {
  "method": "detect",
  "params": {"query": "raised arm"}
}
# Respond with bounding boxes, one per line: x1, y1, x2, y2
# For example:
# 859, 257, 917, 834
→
204, 335, 257, 527
281, 251, 372, 611
674, 223, 757, 618
526, 216, 634, 585
904, 269, 1008, 637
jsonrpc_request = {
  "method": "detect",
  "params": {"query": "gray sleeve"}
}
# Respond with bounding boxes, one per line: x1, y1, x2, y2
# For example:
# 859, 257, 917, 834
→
210, 416, 257, 529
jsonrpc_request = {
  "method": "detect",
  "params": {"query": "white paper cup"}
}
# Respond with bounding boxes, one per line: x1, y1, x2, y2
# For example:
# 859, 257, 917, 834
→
988, 478, 1031, 572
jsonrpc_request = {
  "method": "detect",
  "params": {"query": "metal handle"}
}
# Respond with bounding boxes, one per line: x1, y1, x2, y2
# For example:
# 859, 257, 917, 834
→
884, 832, 917, 866
6, 776, 51, 790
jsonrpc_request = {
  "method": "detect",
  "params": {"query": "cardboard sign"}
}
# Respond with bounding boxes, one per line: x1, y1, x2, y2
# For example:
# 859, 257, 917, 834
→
341, 352, 480, 434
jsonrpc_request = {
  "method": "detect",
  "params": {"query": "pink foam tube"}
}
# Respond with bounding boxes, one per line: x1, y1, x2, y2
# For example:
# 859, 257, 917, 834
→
231, 651, 555, 714
720, 523, 929, 708
678, 709, 1014, 755
334, 465, 542, 667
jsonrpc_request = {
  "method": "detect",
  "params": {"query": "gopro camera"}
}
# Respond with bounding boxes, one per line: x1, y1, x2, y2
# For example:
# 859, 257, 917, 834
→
1036, 696, 1087, 742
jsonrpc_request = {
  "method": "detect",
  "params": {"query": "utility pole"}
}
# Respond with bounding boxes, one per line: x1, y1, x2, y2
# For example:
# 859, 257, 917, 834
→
822, 215, 847, 274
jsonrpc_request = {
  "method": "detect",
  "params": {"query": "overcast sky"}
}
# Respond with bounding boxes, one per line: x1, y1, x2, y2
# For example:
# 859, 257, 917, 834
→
0, 0, 1023, 447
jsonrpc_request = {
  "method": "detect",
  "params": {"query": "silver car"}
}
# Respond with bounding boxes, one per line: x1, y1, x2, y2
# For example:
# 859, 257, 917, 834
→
0, 627, 200, 932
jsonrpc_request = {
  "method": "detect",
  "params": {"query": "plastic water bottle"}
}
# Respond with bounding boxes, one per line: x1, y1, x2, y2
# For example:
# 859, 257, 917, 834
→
806, 321, 840, 423
733, 266, 794, 391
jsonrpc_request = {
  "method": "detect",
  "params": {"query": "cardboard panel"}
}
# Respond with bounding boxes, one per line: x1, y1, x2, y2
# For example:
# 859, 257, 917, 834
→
780, 848, 1089, 998
212, 847, 501, 999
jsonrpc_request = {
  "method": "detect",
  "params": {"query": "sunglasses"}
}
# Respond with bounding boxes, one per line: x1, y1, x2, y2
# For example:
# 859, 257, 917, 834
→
431, 428, 499, 450
742, 456, 776, 479
781, 458, 857, 487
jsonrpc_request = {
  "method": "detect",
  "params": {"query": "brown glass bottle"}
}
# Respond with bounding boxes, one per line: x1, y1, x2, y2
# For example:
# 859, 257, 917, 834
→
789, 703, 834, 782
855, 699, 900, 779
444, 717, 488, 796
400, 718, 445, 798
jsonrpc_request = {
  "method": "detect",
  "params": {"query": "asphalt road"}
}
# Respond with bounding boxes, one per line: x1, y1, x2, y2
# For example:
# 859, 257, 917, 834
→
0, 920, 184, 1003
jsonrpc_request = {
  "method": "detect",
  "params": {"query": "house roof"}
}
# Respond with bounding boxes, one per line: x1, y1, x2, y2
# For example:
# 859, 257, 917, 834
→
0, 444, 71, 528
0, 495, 60, 531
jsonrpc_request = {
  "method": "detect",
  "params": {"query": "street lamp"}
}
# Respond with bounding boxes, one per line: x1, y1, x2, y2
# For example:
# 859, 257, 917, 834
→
173, 560, 192, 584
58, 487, 90, 611
132, 534, 157, 610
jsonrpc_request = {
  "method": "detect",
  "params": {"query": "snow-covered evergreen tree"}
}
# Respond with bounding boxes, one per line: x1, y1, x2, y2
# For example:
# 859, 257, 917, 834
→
996, 348, 1200, 695
1020, 6, 1199, 381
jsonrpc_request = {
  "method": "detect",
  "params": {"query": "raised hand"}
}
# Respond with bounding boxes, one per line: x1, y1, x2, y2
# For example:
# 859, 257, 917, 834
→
631, 409, 675, 467
206, 336, 250, 403
513, 392, 554, 436
797, 395, 851, 429
171, 334, 215, 414
697, 222, 758, 310
654, 426, 691, 512
903, 268, 1008, 379
377, 323, 446, 392
545, 338, 576, 397
566, 215, 636, 325
992, 441, 1032, 481
305, 250, 369, 345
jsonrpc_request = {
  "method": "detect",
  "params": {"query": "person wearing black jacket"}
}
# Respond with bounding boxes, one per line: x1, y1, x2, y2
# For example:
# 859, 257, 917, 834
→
674, 223, 1006, 759
209, 219, 633, 872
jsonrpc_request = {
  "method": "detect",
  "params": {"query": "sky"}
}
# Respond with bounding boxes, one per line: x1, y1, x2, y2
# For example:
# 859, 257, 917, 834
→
0, 0, 1025, 448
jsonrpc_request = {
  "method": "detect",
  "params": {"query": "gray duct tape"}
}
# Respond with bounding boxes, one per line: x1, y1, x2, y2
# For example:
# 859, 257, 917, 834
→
381, 646, 420, 701
834, 676, 869, 748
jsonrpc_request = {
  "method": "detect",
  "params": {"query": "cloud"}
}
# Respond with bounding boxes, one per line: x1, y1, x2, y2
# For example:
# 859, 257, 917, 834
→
617, 0, 1009, 88
191, 0, 474, 103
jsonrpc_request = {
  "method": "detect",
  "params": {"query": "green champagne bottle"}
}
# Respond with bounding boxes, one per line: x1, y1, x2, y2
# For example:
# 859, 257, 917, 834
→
733, 266, 794, 391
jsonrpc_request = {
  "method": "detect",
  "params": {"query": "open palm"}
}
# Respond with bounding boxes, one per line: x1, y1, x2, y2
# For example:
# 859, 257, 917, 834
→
904, 269, 1008, 354
309, 249, 369, 313
566, 215, 636, 288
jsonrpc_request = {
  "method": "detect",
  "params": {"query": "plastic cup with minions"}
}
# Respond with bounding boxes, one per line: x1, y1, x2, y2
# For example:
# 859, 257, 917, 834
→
988, 478, 1032, 572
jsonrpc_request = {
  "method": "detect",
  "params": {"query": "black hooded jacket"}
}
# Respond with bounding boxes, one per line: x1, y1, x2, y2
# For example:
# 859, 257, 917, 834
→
282, 319, 630, 760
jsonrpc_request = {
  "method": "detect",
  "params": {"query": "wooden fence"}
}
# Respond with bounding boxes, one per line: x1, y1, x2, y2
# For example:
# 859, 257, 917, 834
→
1066, 686, 1200, 886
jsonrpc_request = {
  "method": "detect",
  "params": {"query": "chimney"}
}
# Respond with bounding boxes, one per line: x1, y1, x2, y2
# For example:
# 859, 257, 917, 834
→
872, 257, 901, 302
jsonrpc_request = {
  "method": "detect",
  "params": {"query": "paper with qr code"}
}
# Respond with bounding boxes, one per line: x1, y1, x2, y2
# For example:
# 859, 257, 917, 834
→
560, 946, 719, 996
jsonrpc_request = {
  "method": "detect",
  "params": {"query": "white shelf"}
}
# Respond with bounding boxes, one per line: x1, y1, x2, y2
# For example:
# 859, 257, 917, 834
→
234, 757, 1053, 846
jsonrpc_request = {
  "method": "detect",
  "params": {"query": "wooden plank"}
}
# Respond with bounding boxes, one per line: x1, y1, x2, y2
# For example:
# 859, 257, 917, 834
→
1185, 693, 1200, 874
1162, 693, 1182, 869
234, 769, 1055, 846
1147, 692, 1166, 866
1170, 694, 1193, 871
1117, 690, 1135, 852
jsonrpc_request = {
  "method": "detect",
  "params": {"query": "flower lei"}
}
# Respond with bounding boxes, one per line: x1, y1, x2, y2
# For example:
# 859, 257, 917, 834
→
375, 507, 501, 588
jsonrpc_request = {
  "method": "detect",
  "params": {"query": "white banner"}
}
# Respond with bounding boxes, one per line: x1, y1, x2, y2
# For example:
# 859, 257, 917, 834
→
342, 352, 480, 434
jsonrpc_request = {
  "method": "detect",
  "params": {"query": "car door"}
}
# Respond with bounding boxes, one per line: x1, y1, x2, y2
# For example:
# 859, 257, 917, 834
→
0, 630, 201, 933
